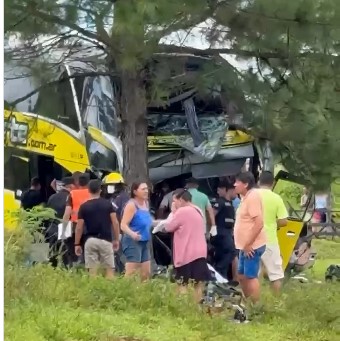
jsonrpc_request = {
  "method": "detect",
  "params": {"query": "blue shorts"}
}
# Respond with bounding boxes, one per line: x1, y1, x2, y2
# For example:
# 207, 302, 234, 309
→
122, 235, 150, 263
238, 245, 266, 279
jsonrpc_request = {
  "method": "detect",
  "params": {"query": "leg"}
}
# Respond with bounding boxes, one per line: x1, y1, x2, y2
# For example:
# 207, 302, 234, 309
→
177, 284, 188, 296
122, 235, 142, 278
99, 239, 115, 279
242, 246, 266, 303
125, 262, 140, 277
84, 238, 100, 277
261, 244, 284, 295
140, 241, 151, 281
237, 251, 247, 293
232, 256, 239, 281
193, 282, 205, 303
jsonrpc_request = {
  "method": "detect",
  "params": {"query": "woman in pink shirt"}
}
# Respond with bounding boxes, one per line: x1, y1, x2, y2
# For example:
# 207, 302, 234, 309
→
165, 189, 211, 302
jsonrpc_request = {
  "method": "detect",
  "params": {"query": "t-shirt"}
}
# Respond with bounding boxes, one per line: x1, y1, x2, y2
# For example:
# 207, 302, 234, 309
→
47, 189, 69, 219
188, 188, 211, 227
234, 189, 266, 250
165, 205, 207, 268
259, 188, 288, 245
212, 197, 235, 236
21, 189, 44, 210
112, 191, 129, 222
78, 197, 115, 242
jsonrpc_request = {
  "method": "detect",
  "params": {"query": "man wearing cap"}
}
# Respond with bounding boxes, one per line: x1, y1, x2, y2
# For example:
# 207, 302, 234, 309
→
46, 176, 75, 267
185, 177, 216, 237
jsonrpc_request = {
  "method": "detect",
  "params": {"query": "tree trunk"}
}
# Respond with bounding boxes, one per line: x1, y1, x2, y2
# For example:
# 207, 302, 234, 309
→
120, 70, 149, 186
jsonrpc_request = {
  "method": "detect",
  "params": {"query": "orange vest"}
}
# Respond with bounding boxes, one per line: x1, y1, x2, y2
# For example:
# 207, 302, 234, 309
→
70, 188, 91, 222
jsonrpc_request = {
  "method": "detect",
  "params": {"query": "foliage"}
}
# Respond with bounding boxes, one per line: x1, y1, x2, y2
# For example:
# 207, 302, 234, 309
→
4, 0, 340, 185
4, 228, 340, 341
5, 206, 56, 266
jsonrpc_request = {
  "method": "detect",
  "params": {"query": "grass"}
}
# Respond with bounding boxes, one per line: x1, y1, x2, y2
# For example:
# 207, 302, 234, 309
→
4, 230, 340, 341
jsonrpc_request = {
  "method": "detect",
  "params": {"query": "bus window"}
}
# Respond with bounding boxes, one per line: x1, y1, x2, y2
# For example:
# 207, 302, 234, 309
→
58, 73, 80, 132
34, 73, 80, 132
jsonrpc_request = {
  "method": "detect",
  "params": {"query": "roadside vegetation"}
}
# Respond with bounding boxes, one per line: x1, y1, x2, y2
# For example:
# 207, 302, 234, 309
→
4, 222, 340, 341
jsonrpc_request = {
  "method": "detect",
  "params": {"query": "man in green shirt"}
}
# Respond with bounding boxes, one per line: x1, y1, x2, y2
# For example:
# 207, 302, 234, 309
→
185, 177, 216, 236
259, 171, 288, 294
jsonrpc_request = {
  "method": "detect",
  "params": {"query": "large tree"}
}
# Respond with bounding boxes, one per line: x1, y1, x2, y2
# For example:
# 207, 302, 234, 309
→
5, 0, 340, 187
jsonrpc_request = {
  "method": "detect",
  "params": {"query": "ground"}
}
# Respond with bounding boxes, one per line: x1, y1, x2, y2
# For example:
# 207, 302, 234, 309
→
4, 234, 340, 341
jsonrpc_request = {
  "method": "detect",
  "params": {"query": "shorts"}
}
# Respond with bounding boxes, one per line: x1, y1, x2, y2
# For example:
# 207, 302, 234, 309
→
122, 235, 150, 263
238, 245, 266, 279
261, 244, 284, 281
174, 258, 212, 285
84, 237, 114, 269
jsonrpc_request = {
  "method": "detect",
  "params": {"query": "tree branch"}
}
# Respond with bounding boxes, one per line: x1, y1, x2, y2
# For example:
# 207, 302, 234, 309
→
11, 4, 111, 49
158, 44, 338, 60
7, 71, 120, 108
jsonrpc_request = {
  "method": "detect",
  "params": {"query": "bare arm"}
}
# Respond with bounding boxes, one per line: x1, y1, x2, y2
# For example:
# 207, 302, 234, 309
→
206, 205, 216, 226
74, 219, 84, 245
120, 202, 137, 237
110, 212, 120, 241
62, 205, 72, 234
164, 212, 180, 233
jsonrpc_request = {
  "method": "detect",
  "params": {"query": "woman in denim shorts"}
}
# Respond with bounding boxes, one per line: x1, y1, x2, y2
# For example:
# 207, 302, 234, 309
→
121, 181, 153, 281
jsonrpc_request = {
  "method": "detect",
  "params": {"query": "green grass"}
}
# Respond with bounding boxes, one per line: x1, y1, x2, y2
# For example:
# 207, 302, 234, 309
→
4, 232, 340, 341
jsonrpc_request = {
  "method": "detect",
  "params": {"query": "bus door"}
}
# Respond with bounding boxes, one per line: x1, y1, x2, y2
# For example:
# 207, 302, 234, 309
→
273, 170, 313, 270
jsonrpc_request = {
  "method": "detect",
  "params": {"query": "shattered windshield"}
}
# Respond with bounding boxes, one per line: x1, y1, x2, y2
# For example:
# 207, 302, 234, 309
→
147, 94, 228, 161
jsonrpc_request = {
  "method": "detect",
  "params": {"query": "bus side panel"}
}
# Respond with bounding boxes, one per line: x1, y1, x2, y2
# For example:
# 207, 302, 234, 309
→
277, 219, 304, 270
4, 110, 90, 170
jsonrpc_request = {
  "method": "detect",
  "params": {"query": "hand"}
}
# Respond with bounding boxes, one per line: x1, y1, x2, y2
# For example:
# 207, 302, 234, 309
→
171, 202, 177, 213
75, 245, 82, 256
130, 231, 141, 241
112, 240, 120, 252
210, 225, 217, 237
243, 245, 254, 258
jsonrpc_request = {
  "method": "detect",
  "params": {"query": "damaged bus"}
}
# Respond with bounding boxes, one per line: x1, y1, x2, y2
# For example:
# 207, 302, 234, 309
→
4, 50, 261, 228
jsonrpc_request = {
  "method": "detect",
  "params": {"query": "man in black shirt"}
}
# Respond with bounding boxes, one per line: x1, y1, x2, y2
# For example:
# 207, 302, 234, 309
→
211, 181, 238, 280
46, 176, 75, 267
21, 177, 44, 210
74, 179, 120, 278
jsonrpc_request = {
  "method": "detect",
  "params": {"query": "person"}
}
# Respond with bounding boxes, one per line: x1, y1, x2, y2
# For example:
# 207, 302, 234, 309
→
20, 177, 44, 210
74, 179, 120, 278
211, 181, 238, 281
102, 172, 129, 273
314, 191, 328, 223
45, 176, 75, 267
155, 182, 173, 219
300, 187, 309, 208
185, 177, 216, 236
120, 181, 153, 281
234, 172, 266, 304
62, 173, 91, 266
72, 171, 83, 188
164, 189, 211, 302
258, 171, 288, 294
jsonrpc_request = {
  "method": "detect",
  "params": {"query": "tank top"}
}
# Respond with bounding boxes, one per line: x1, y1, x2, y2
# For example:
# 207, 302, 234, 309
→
70, 188, 91, 222
128, 200, 152, 242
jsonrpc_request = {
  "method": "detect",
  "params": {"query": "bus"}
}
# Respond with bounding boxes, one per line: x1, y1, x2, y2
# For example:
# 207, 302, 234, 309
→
4, 50, 258, 228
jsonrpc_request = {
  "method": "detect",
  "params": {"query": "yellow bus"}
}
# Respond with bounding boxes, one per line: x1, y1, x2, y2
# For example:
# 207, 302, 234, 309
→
4, 53, 257, 228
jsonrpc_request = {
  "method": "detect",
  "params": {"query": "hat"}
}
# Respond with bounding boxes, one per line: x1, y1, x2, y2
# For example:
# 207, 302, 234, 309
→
103, 172, 124, 185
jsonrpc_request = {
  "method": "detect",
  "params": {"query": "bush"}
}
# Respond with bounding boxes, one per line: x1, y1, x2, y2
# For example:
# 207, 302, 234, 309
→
4, 226, 340, 341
